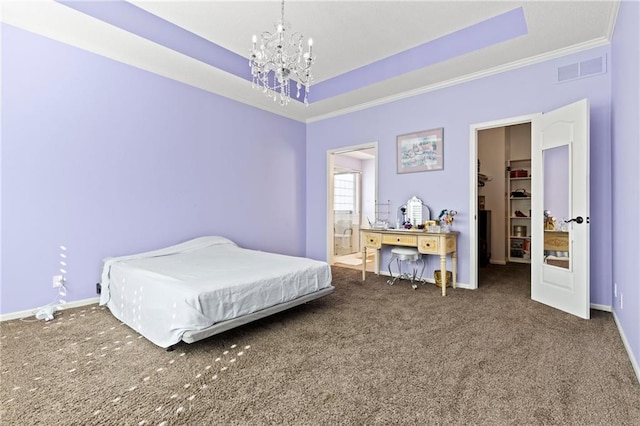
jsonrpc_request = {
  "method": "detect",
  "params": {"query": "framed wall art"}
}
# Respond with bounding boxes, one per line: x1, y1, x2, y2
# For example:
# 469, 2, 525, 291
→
396, 127, 444, 174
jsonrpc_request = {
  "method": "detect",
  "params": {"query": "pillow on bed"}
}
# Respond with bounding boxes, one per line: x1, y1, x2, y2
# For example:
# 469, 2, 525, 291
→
153, 236, 238, 254
100, 236, 237, 304
190, 236, 237, 247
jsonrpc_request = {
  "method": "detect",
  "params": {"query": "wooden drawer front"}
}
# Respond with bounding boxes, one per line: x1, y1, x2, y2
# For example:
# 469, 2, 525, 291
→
363, 232, 382, 249
418, 236, 439, 254
382, 234, 417, 246
544, 231, 569, 252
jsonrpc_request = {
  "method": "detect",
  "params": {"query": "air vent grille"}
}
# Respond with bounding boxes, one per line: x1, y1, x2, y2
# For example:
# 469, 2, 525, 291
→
558, 63, 579, 82
580, 57, 604, 77
557, 55, 606, 83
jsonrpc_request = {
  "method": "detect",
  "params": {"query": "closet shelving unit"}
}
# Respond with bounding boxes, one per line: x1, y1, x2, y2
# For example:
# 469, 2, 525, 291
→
508, 159, 531, 263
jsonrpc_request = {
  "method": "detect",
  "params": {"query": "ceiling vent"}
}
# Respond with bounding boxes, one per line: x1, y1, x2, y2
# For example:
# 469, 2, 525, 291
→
557, 55, 606, 83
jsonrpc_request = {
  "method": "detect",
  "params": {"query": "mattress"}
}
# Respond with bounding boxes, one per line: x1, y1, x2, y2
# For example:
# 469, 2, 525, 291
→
99, 236, 333, 348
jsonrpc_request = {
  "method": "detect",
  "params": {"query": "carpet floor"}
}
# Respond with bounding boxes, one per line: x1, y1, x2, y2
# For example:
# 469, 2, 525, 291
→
1, 264, 638, 425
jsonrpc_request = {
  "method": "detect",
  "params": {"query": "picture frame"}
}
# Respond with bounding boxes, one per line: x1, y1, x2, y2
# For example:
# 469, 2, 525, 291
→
396, 127, 444, 174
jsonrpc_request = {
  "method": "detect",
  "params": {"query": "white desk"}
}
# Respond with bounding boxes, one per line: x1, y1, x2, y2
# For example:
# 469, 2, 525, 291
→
360, 229, 458, 296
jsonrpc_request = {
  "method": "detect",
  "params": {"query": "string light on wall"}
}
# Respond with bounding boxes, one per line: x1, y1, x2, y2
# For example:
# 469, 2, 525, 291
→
249, 0, 315, 106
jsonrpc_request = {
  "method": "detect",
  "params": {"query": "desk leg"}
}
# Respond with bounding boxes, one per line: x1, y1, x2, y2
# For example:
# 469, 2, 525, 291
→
452, 251, 457, 289
362, 247, 367, 281
440, 254, 447, 297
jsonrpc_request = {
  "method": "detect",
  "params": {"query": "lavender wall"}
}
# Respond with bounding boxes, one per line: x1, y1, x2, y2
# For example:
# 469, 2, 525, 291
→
1, 24, 306, 315
611, 0, 640, 377
306, 46, 613, 306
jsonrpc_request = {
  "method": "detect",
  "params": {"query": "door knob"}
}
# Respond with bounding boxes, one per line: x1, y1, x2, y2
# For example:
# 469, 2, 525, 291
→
566, 216, 584, 224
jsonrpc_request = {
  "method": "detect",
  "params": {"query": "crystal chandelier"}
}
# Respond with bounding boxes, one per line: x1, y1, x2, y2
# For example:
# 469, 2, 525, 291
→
249, 0, 315, 106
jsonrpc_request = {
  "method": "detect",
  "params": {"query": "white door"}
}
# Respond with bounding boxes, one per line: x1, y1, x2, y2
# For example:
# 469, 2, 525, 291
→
531, 99, 590, 319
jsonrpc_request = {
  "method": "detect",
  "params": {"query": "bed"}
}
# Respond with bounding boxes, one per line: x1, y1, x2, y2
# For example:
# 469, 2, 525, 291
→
99, 236, 334, 349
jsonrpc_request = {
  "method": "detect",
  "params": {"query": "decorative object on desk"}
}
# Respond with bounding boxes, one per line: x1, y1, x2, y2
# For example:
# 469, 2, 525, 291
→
434, 270, 453, 288
371, 220, 389, 230
438, 209, 457, 232
559, 219, 569, 232
396, 128, 444, 174
544, 210, 556, 230
373, 200, 391, 229
368, 215, 389, 229
398, 206, 412, 229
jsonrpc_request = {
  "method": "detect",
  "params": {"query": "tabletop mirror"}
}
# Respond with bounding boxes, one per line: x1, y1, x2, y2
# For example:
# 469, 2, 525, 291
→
400, 196, 430, 228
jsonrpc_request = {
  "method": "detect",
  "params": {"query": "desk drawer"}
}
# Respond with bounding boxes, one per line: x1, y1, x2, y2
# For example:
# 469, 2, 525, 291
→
362, 232, 382, 249
418, 236, 439, 254
544, 231, 569, 252
382, 234, 417, 246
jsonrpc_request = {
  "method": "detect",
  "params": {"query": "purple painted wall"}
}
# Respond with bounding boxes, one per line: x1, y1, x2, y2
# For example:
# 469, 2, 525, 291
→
306, 46, 613, 307
1, 24, 306, 315
611, 0, 640, 377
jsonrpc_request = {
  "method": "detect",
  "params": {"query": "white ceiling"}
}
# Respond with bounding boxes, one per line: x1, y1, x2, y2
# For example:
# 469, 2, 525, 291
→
1, 1, 620, 122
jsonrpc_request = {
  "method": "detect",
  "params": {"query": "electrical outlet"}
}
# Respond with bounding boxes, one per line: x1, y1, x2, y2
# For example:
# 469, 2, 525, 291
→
52, 275, 64, 288
620, 293, 623, 310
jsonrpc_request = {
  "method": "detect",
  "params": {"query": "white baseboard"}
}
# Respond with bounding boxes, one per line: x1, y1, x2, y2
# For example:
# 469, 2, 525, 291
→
374, 271, 470, 289
613, 311, 640, 384
590, 303, 612, 312
454, 282, 474, 290
0, 297, 100, 322
489, 259, 508, 265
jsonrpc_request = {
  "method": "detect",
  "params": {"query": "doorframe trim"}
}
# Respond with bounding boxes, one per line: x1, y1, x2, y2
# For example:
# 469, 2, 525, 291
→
469, 113, 537, 289
326, 142, 378, 265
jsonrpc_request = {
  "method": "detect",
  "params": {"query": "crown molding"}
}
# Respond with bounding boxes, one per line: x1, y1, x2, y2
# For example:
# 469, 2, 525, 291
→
306, 37, 611, 124
606, 1, 621, 42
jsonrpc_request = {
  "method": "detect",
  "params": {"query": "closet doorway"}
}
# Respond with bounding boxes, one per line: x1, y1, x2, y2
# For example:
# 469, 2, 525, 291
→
327, 143, 377, 271
471, 101, 591, 318
471, 116, 535, 287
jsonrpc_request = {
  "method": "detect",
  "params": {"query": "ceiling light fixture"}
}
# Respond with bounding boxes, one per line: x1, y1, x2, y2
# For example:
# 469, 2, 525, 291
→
249, 0, 315, 106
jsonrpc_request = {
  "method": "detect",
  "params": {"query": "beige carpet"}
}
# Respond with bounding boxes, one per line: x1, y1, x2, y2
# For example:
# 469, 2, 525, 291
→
1, 264, 638, 425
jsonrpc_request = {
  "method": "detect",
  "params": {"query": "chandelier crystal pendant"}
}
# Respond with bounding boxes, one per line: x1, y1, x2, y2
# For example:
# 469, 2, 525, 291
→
249, 0, 315, 106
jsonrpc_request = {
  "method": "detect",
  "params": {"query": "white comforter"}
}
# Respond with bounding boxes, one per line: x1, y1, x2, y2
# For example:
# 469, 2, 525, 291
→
99, 236, 332, 348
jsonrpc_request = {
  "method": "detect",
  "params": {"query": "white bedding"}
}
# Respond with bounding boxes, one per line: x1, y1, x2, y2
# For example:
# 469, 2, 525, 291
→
99, 236, 333, 348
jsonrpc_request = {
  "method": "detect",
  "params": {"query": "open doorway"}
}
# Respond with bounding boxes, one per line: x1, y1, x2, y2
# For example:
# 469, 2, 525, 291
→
327, 143, 377, 272
469, 115, 536, 289
469, 101, 590, 318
